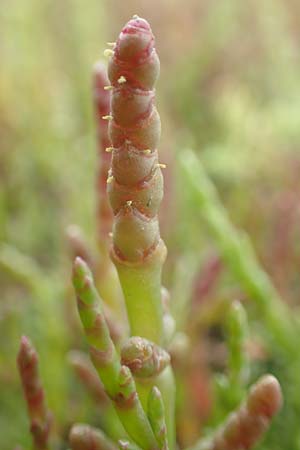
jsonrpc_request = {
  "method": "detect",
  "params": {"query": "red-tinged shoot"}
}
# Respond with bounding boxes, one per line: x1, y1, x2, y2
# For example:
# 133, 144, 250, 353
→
105, 16, 166, 344
17, 336, 52, 450
199, 374, 282, 450
104, 18, 175, 448
107, 17, 163, 263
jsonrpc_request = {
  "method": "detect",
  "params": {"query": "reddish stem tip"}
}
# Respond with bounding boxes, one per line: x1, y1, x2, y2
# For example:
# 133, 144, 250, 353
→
248, 374, 283, 418
125, 17, 151, 32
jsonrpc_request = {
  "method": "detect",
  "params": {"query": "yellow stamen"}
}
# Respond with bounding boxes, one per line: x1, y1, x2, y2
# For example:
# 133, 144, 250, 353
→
102, 115, 113, 121
157, 163, 167, 169
118, 76, 127, 84
103, 49, 114, 58
107, 42, 116, 47
107, 175, 114, 184
104, 85, 113, 90
105, 147, 113, 153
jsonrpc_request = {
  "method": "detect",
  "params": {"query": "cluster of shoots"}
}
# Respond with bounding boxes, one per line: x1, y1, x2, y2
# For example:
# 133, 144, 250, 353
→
16, 15, 283, 450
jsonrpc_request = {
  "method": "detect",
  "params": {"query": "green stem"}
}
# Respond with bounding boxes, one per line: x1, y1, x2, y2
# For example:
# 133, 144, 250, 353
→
73, 257, 158, 450
113, 242, 166, 345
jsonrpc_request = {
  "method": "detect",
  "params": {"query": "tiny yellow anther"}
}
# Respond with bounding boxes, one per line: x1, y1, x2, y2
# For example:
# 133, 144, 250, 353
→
132, 14, 139, 19
118, 76, 127, 84
103, 49, 114, 58
142, 149, 152, 154
107, 175, 114, 184
126, 200, 133, 207
104, 85, 113, 90
102, 115, 113, 121
108, 232, 113, 238
107, 42, 116, 47
105, 147, 113, 153
157, 163, 167, 169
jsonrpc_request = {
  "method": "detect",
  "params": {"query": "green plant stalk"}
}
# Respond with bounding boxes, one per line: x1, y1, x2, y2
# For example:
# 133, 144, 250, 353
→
114, 248, 166, 344
105, 17, 176, 449
106, 16, 166, 345
73, 257, 158, 449
120, 337, 175, 450
179, 149, 298, 353
131, 369, 175, 450
226, 301, 249, 390
215, 301, 250, 415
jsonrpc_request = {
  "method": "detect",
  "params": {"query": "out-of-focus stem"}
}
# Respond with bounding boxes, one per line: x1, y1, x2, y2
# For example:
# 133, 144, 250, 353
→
93, 61, 113, 242
189, 375, 282, 450
226, 301, 249, 391
17, 336, 52, 450
68, 350, 108, 404
69, 424, 117, 450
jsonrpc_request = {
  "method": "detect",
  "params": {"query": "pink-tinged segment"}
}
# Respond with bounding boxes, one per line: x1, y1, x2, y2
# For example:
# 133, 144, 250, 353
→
199, 374, 283, 450
17, 336, 52, 450
247, 375, 283, 419
107, 16, 162, 263
115, 18, 154, 65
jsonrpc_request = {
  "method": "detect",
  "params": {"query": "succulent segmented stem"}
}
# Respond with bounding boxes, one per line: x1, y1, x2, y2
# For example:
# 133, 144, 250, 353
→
17, 336, 52, 450
69, 424, 117, 450
190, 375, 282, 450
72, 257, 158, 450
94, 61, 113, 241
106, 16, 165, 344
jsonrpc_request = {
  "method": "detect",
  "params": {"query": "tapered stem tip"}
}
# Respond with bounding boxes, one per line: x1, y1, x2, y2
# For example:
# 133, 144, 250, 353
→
248, 374, 283, 418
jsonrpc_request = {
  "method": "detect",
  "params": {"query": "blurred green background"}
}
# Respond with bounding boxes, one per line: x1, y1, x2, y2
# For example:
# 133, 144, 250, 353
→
1, 0, 300, 449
